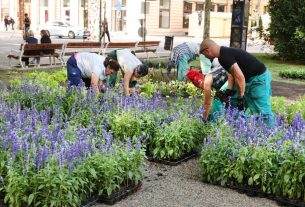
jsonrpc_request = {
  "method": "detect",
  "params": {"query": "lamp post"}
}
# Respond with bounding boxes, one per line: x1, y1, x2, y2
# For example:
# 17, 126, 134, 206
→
230, 0, 251, 50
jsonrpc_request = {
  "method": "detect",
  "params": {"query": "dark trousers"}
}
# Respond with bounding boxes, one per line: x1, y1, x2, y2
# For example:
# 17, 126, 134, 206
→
101, 31, 110, 42
66, 55, 91, 88
22, 57, 30, 66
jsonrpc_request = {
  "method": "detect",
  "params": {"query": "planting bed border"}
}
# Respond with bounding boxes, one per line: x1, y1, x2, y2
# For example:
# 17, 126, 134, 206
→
81, 197, 99, 207
98, 182, 142, 205
146, 150, 199, 166
230, 185, 305, 207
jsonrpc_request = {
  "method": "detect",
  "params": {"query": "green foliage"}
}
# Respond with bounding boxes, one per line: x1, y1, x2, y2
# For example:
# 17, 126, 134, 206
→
271, 96, 287, 115
199, 119, 305, 200
279, 70, 305, 80
149, 116, 203, 160
109, 111, 142, 140
5, 165, 82, 207
271, 96, 305, 124
159, 81, 203, 97
268, 0, 305, 62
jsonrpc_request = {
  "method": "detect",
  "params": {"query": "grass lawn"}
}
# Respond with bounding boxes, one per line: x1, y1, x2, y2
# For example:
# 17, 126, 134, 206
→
253, 53, 305, 85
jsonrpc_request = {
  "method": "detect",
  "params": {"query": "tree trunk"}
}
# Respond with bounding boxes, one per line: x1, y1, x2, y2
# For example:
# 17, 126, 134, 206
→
203, 0, 212, 39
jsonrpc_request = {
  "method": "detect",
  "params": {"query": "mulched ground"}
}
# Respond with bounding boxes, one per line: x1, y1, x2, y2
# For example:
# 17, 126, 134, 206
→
272, 81, 305, 100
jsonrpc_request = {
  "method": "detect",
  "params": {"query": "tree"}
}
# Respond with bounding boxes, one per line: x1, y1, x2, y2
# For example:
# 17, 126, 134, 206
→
203, 0, 212, 39
268, 0, 305, 62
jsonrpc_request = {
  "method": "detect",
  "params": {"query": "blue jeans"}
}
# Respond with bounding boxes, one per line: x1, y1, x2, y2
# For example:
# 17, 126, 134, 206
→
66, 55, 91, 88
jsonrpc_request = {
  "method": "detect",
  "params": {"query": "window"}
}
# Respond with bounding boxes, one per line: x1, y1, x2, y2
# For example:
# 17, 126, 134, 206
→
81, 0, 85, 7
196, 3, 204, 11
218, 4, 225, 12
63, 0, 70, 7
65, 10, 70, 21
263, 6, 269, 14
183, 1, 192, 28
159, 0, 170, 28
210, 4, 215, 12
122, 0, 126, 7
42, 0, 48, 7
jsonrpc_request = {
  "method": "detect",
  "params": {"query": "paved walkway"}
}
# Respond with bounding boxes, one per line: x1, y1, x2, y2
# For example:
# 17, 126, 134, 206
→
0, 30, 274, 70
93, 159, 279, 207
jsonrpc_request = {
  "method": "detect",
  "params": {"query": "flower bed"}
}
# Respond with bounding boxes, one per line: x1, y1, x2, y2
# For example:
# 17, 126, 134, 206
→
0, 72, 208, 206
199, 108, 305, 204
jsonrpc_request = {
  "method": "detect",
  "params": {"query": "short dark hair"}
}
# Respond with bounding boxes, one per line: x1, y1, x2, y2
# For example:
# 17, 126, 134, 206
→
105, 59, 120, 71
138, 64, 148, 77
40, 30, 48, 36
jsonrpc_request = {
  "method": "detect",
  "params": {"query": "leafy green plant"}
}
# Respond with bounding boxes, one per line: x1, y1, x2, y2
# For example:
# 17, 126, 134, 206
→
149, 116, 201, 160
268, 0, 305, 62
109, 110, 141, 140
279, 70, 305, 80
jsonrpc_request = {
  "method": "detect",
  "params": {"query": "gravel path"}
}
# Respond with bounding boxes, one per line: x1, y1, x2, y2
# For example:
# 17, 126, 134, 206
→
93, 158, 279, 207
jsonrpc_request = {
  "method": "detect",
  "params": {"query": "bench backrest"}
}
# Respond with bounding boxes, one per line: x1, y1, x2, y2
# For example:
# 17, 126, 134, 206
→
23, 43, 64, 50
104, 42, 136, 49
102, 42, 137, 55
136, 41, 160, 47
66, 42, 101, 48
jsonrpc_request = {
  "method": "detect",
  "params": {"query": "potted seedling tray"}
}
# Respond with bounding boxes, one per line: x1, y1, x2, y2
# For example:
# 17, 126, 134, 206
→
146, 150, 199, 166
98, 182, 142, 205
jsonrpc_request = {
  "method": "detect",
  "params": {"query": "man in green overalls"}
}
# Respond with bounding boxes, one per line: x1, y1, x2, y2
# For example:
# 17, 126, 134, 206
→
200, 39, 274, 126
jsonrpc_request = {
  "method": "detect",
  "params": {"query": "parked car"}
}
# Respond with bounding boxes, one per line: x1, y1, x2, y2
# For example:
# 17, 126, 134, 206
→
41, 21, 90, 39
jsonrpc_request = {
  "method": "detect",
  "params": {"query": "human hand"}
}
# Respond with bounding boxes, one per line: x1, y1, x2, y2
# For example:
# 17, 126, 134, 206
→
237, 96, 246, 111
215, 91, 229, 107
201, 116, 210, 123
224, 89, 235, 96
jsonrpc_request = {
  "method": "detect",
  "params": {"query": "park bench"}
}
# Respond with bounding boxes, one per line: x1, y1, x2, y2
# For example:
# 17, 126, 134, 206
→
7, 43, 65, 69
101, 42, 137, 55
134, 41, 161, 60
63, 41, 103, 58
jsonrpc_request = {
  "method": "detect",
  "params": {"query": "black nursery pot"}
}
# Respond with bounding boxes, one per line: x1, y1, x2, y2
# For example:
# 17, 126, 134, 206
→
98, 182, 142, 205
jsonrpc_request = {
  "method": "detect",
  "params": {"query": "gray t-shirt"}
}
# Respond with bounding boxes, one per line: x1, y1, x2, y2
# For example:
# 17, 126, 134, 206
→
116, 49, 142, 74
76, 52, 106, 80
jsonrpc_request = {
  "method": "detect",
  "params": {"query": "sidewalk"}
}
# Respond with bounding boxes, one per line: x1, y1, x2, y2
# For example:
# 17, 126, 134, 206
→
0, 30, 274, 70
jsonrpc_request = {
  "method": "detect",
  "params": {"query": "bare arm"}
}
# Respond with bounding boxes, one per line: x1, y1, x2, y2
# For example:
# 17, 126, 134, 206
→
91, 73, 100, 94
123, 68, 133, 96
229, 63, 245, 96
203, 75, 213, 120
227, 73, 234, 90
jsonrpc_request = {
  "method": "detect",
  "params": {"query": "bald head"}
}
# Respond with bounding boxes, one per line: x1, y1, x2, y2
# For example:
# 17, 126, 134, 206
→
200, 39, 220, 59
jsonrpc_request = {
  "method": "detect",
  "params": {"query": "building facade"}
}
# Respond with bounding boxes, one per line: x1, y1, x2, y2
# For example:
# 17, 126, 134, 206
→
0, 0, 269, 38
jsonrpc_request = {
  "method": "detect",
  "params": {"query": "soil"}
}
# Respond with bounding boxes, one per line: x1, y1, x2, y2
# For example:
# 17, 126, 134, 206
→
271, 81, 305, 100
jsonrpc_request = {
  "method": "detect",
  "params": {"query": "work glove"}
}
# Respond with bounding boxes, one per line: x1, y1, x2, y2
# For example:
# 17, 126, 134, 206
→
215, 90, 232, 108
224, 89, 235, 96
237, 96, 246, 111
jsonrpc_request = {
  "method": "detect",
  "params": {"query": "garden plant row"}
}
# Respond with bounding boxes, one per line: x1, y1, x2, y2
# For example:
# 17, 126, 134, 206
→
0, 70, 305, 206
0, 71, 207, 206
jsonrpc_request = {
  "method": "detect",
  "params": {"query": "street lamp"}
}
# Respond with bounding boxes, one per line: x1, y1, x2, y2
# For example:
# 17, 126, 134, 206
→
230, 0, 251, 50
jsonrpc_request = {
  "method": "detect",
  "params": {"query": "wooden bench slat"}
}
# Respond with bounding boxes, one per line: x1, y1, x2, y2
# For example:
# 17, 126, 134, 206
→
104, 42, 137, 48
7, 43, 65, 68
66, 42, 101, 48
24, 43, 64, 50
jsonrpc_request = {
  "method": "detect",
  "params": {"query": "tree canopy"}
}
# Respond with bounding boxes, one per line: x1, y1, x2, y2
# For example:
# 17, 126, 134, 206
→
268, 0, 305, 62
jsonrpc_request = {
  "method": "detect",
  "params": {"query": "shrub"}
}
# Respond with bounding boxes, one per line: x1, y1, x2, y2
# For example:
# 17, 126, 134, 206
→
268, 0, 305, 62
